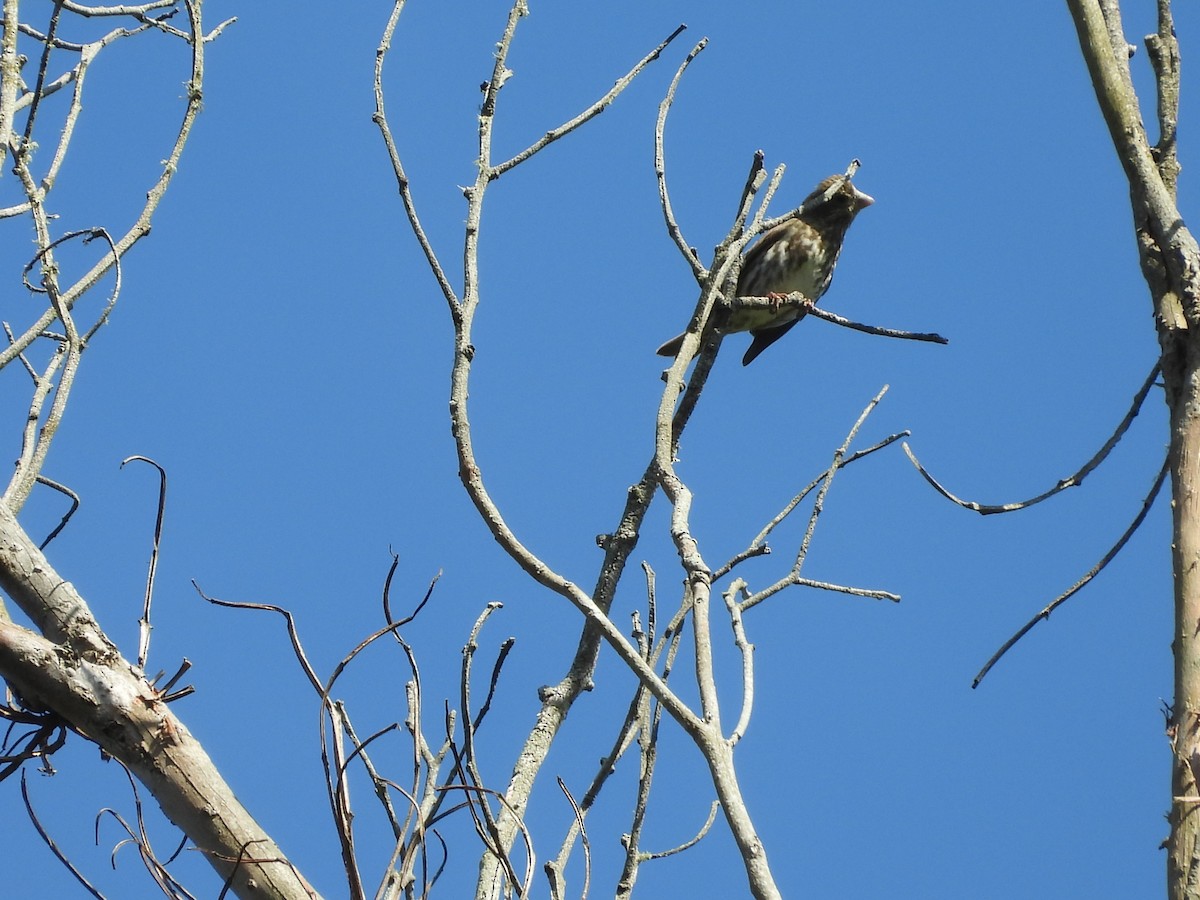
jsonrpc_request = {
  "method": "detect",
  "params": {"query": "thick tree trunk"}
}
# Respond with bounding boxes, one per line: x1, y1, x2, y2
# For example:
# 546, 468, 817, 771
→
1065, 2, 1200, 897
1168, 351, 1200, 899
0, 504, 316, 900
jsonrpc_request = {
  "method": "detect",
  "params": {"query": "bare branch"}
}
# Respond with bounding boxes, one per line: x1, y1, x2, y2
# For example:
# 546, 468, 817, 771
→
972, 455, 1169, 688
1145, 0, 1180, 193
555, 778, 590, 900
654, 35, 709, 279
372, 0, 458, 315
60, 1, 176, 16
640, 800, 719, 861
724, 429, 909, 575
120, 456, 167, 671
740, 386, 899, 612
1067, 0, 1200, 327
22, 771, 106, 899
723, 580, 755, 746
904, 362, 1159, 514
493, 24, 688, 177
0, 1, 209, 369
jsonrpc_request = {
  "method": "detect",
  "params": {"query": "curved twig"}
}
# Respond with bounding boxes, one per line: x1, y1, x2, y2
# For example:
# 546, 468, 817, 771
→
21, 771, 106, 899
34, 474, 81, 549
191, 583, 322, 693
372, 0, 458, 314
654, 34, 708, 279
905, 362, 1160, 514
722, 580, 754, 746
972, 454, 1169, 688
121, 456, 167, 671
642, 799, 719, 861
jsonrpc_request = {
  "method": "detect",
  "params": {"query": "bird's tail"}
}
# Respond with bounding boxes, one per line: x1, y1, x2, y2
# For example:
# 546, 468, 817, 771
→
655, 332, 687, 358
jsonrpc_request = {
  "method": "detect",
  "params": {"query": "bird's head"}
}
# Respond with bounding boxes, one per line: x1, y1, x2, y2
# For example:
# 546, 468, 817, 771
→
801, 175, 874, 229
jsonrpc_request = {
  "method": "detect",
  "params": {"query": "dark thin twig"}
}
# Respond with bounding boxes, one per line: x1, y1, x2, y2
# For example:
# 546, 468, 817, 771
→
381, 551, 439, 629
18, 0, 65, 152
192, 583, 322, 693
435, 783, 536, 896
973, 455, 1169, 688
34, 474, 80, 548
22, 770, 108, 899
906, 362, 1160, 515
153, 658, 193, 702
121, 455, 167, 670
473, 636, 514, 731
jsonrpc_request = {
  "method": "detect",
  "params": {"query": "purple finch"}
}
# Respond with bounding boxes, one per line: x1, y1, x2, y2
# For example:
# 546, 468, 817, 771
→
657, 173, 873, 365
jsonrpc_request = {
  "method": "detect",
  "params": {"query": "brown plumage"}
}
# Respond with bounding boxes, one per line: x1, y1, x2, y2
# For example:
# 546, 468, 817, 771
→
657, 174, 873, 366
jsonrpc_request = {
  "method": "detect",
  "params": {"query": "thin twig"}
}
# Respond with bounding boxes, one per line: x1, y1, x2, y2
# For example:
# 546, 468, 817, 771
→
22, 771, 107, 899
723, 580, 755, 745
905, 362, 1160, 514
725, 429, 909, 574
972, 454, 1169, 687
493, 24, 687, 177
34, 474, 80, 548
641, 800, 719, 860
121, 456, 167, 670
556, 778, 590, 900
654, 33, 707, 279
741, 386, 898, 612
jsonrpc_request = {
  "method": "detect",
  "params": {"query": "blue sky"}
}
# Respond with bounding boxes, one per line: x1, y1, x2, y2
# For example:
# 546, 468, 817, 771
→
2, 1, 1188, 897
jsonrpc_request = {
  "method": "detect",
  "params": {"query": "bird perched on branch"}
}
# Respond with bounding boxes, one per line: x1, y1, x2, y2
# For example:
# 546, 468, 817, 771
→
656, 172, 874, 366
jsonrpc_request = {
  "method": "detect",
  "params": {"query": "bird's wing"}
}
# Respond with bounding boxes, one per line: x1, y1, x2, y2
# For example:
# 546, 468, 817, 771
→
742, 316, 803, 366
736, 223, 791, 295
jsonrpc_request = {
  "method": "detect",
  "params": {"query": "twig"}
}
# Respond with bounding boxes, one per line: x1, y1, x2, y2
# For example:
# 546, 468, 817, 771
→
547, 604, 657, 895
0, 0, 208, 369
764, 295, 947, 345
905, 362, 1159, 515
724, 429, 909, 574
654, 33, 707, 279
33, 475, 80, 548
372, 0, 458, 315
61, 1, 176, 17
494, 23, 688, 177
640, 800, 719, 860
473, 636, 514, 730
324, 702, 365, 899
556, 778, 590, 900
972, 455, 1169, 687
191, 583, 322, 693
723, 580, 754, 745
22, 771, 108, 899
740, 386, 898, 612
121, 456, 167, 671
436, 783, 535, 896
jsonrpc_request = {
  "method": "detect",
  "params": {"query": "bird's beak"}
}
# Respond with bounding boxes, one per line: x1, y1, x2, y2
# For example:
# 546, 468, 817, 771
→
852, 187, 875, 210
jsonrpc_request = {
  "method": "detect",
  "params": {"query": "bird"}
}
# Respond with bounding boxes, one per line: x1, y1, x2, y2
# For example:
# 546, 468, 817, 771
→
656, 173, 874, 366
